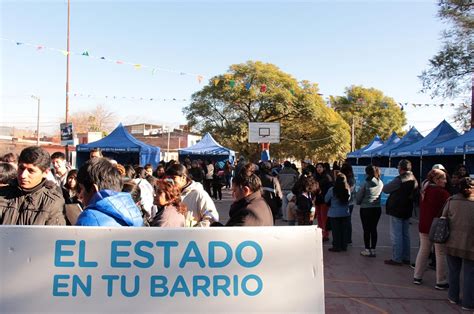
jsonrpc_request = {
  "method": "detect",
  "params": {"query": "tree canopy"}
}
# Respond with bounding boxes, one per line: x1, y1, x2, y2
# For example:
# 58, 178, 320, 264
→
183, 61, 351, 161
330, 85, 407, 150
419, 0, 472, 100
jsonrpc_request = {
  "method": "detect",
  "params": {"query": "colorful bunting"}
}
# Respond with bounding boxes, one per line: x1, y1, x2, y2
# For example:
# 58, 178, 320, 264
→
214, 79, 220, 86
197, 75, 204, 84
229, 80, 235, 88
245, 82, 251, 91
61, 50, 69, 56
36, 45, 43, 50
82, 51, 89, 56
16, 42, 23, 45
116, 60, 123, 64
133, 64, 141, 70
260, 84, 267, 93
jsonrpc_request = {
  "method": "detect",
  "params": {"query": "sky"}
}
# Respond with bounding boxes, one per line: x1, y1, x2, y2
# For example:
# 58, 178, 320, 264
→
0, 0, 467, 137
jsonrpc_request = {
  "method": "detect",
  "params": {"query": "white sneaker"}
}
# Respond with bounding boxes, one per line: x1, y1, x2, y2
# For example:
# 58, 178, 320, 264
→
360, 249, 372, 257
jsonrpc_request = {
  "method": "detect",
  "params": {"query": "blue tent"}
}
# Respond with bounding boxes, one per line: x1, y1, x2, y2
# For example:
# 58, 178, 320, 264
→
347, 135, 384, 158
421, 128, 474, 156
359, 132, 400, 158
76, 123, 160, 168
178, 133, 235, 163
375, 127, 424, 157
390, 120, 459, 157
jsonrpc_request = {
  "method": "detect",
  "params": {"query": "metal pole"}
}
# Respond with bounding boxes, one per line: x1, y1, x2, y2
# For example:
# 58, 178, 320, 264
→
36, 97, 40, 146
167, 129, 171, 161
65, 0, 71, 161
31, 95, 40, 146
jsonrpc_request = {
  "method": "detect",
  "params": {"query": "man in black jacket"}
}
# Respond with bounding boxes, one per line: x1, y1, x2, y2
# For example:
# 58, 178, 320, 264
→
383, 159, 418, 266
226, 163, 273, 226
0, 146, 66, 225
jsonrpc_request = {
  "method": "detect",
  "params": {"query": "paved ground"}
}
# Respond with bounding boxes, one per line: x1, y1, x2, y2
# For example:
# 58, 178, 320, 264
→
213, 188, 465, 313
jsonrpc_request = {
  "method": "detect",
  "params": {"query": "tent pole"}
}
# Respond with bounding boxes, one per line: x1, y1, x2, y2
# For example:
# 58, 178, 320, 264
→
419, 155, 423, 180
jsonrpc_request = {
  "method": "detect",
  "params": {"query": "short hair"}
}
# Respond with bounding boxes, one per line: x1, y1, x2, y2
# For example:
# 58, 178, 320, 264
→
122, 180, 141, 204
459, 177, 474, 198
398, 159, 412, 171
51, 151, 66, 160
0, 162, 17, 185
426, 169, 445, 183
18, 146, 51, 171
165, 163, 189, 178
144, 164, 153, 170
283, 161, 291, 168
1, 153, 17, 163
233, 163, 262, 193
77, 158, 122, 193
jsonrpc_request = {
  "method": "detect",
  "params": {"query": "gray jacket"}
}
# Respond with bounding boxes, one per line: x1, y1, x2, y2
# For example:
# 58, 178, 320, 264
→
277, 167, 299, 191
356, 177, 383, 208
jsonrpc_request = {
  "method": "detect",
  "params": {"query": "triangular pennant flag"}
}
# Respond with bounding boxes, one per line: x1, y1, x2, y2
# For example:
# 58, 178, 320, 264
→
100, 57, 106, 60
61, 50, 69, 56
37, 45, 43, 50
260, 84, 267, 93
116, 60, 123, 64
245, 82, 251, 90
197, 75, 204, 84
134, 64, 142, 70
16, 42, 23, 45
214, 79, 220, 86
82, 51, 89, 56
229, 80, 235, 88
290, 89, 295, 95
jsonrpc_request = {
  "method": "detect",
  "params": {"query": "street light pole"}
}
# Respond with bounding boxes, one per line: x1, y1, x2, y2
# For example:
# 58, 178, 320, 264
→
31, 95, 40, 146
65, 0, 71, 161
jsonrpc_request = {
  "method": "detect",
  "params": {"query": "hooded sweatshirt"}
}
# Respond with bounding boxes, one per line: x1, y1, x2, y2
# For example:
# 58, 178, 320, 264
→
181, 180, 219, 224
76, 190, 144, 226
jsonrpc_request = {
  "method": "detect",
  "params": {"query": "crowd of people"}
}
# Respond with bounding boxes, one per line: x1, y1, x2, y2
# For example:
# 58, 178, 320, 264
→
0, 147, 472, 310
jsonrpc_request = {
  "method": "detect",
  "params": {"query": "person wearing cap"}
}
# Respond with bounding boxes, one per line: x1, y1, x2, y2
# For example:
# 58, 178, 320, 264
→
383, 159, 419, 266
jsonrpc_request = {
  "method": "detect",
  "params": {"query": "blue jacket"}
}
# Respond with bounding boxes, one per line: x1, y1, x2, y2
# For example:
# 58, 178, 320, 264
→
325, 187, 350, 218
76, 190, 144, 227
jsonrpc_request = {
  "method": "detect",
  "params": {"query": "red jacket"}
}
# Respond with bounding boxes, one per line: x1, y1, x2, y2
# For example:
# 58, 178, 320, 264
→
419, 185, 450, 234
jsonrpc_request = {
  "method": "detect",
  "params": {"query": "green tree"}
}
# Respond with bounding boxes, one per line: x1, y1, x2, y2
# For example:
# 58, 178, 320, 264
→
183, 61, 350, 161
331, 85, 407, 150
418, 0, 472, 116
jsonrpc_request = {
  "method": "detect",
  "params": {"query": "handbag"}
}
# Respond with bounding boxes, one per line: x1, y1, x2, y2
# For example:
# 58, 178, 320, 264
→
428, 217, 449, 243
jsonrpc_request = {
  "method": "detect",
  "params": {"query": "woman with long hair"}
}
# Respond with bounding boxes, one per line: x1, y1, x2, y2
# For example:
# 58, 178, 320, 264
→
62, 169, 81, 205
295, 176, 319, 225
314, 162, 333, 242
413, 169, 450, 288
325, 173, 350, 252
165, 163, 219, 226
340, 162, 355, 244
443, 177, 474, 310
356, 165, 383, 257
150, 180, 187, 227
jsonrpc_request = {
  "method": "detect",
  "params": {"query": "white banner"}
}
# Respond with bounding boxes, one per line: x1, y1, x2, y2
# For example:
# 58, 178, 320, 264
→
0, 226, 324, 313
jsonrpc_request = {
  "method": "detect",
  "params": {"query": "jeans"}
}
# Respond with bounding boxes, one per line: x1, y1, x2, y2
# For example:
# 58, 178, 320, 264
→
390, 216, 411, 263
447, 254, 474, 309
414, 233, 447, 284
360, 207, 382, 250
346, 205, 354, 243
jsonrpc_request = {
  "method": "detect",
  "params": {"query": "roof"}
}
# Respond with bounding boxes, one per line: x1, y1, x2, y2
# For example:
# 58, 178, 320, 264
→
347, 135, 384, 158
390, 120, 459, 157
178, 133, 235, 156
375, 127, 424, 157
359, 132, 400, 158
76, 123, 159, 153
421, 128, 474, 156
